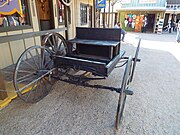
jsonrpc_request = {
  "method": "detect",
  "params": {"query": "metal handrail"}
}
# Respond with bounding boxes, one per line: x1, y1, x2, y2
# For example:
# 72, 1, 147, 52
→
0, 27, 67, 44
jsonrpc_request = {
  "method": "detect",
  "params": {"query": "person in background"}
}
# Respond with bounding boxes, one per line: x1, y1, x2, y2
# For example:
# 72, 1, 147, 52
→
168, 20, 172, 33
142, 17, 148, 33
176, 20, 180, 43
114, 21, 127, 42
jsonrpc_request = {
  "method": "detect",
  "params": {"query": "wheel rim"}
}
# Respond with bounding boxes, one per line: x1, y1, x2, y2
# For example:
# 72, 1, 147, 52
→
130, 38, 141, 82
13, 45, 55, 103
115, 56, 132, 130
42, 33, 68, 56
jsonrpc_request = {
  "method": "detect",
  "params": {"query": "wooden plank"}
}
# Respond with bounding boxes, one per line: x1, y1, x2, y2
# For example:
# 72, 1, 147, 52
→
0, 70, 7, 100
0, 27, 67, 44
68, 39, 120, 47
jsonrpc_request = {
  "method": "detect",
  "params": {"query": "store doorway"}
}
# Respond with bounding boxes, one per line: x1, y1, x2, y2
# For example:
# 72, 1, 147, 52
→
176, 14, 180, 23
163, 13, 170, 29
36, 0, 55, 31
147, 14, 155, 32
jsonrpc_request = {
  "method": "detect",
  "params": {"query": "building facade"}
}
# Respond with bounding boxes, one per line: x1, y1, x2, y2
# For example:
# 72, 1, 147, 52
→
117, 0, 166, 33
164, 0, 180, 28
0, 0, 95, 69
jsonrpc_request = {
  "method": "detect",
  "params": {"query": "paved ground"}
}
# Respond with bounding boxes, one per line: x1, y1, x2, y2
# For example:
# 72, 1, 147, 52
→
0, 32, 180, 135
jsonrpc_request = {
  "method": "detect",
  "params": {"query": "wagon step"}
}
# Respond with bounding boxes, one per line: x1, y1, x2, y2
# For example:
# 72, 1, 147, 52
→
114, 88, 133, 95
122, 56, 141, 62
124, 89, 134, 95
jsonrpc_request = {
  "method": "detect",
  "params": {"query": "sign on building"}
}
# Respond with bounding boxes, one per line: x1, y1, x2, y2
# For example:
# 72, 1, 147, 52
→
96, 0, 106, 9
0, 0, 23, 16
157, 19, 164, 34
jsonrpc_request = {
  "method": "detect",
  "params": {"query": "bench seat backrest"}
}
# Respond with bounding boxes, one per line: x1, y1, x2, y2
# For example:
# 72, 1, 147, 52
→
76, 27, 121, 41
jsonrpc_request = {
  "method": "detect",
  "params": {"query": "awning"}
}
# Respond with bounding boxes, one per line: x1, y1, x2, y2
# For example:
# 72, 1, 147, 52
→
117, 7, 166, 11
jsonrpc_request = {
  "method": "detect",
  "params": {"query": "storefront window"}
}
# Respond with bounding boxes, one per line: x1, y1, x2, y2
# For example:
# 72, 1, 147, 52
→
0, 0, 30, 28
58, 0, 65, 25
122, 13, 149, 32
80, 3, 87, 25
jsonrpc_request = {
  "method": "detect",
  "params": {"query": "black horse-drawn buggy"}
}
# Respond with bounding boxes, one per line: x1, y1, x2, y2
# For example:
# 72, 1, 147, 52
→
13, 27, 141, 129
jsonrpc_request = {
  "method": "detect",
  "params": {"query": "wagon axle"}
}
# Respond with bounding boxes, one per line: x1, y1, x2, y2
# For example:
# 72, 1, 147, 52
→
52, 72, 134, 95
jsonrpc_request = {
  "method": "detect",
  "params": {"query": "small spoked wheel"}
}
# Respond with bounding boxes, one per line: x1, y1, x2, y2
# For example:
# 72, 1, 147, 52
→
42, 32, 68, 56
115, 56, 133, 130
13, 45, 55, 103
60, 0, 72, 6
130, 38, 141, 82
42, 33, 70, 76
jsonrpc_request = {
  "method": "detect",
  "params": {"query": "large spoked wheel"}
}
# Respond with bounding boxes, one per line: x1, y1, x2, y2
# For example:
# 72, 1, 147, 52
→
13, 45, 55, 103
60, 0, 72, 6
115, 56, 133, 130
130, 38, 141, 82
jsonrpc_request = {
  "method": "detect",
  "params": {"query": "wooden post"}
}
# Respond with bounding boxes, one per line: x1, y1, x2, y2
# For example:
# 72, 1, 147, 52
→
93, 0, 96, 28
0, 70, 7, 100
111, 2, 114, 28
108, 0, 111, 27
64, 6, 69, 40
103, 8, 106, 28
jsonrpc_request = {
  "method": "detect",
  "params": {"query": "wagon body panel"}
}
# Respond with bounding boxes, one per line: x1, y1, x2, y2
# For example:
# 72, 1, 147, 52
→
54, 53, 121, 77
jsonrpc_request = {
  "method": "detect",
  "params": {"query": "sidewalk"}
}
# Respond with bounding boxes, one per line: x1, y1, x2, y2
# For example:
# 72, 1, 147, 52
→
0, 33, 180, 135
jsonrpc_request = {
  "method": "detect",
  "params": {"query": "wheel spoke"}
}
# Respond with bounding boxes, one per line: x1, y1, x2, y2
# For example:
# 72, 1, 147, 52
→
52, 34, 56, 46
17, 73, 37, 84
55, 35, 60, 52
28, 51, 39, 69
58, 40, 63, 50
22, 59, 37, 71
44, 59, 53, 69
41, 48, 45, 68
55, 34, 58, 46
26, 81, 37, 100
35, 47, 41, 68
17, 73, 34, 83
17, 70, 33, 74
48, 38, 54, 47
